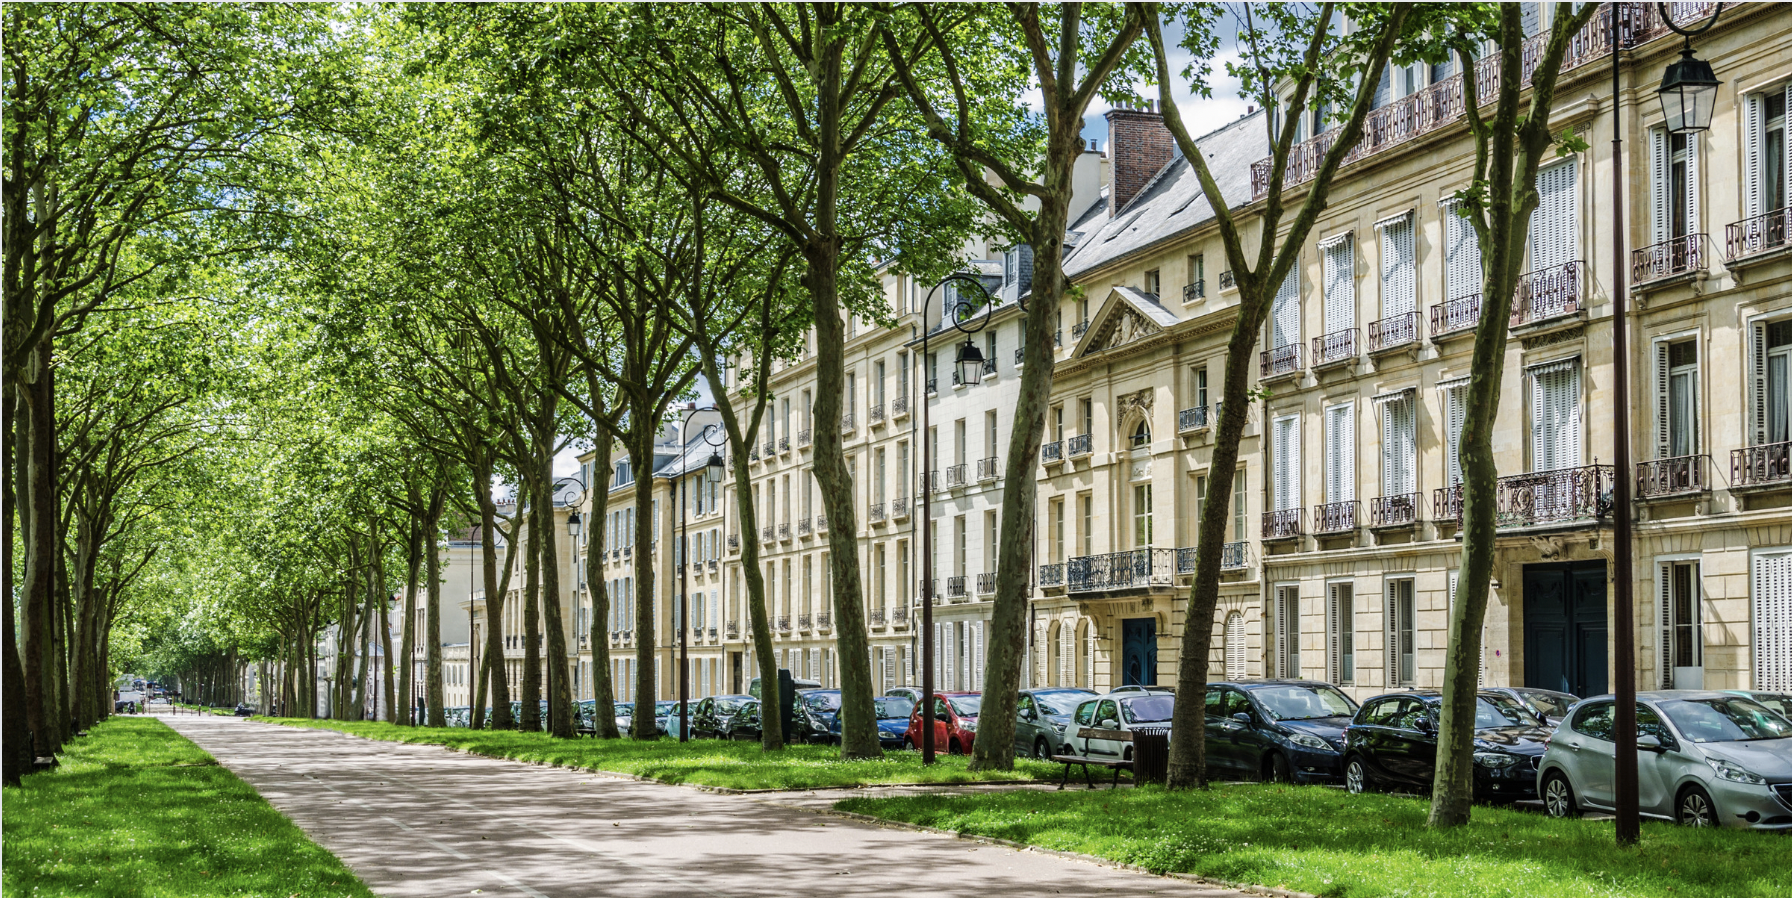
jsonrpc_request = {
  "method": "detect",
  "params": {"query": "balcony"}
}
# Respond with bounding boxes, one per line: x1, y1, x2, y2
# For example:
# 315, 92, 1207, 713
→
1371, 493, 1421, 528
1038, 562, 1064, 588
798, 614, 812, 630
816, 514, 828, 532
1637, 455, 1709, 499
776, 616, 791, 633
918, 470, 940, 494
1313, 500, 1359, 534
1184, 280, 1205, 302
1433, 485, 1463, 524
1262, 508, 1303, 541
1221, 541, 1249, 571
1015, 347, 1026, 367
977, 457, 1001, 481
1430, 295, 1482, 339
1509, 262, 1585, 330
760, 526, 775, 544
1726, 208, 1791, 263
797, 428, 812, 448
945, 463, 968, 487
892, 495, 910, 519
1067, 548, 1177, 594
1054, 330, 1063, 348
1176, 547, 1197, 575
840, 412, 855, 433
976, 572, 997, 595
870, 609, 885, 627
1072, 319, 1089, 339
946, 575, 967, 600
707, 626, 717, 640
797, 517, 812, 536
869, 502, 886, 523
1368, 311, 1420, 353
1219, 269, 1236, 290
1041, 440, 1064, 464
1179, 406, 1209, 433
728, 533, 740, 551
982, 358, 997, 377
1494, 465, 1614, 528
1067, 434, 1092, 457
707, 558, 718, 572
778, 523, 790, 541
892, 394, 909, 418
919, 578, 938, 604
926, 377, 938, 395
1260, 343, 1303, 380
869, 402, 886, 425
763, 439, 776, 457
1312, 329, 1358, 369
1732, 442, 1792, 489
816, 613, 830, 631
749, 445, 760, 462
1632, 234, 1706, 285
727, 620, 739, 637
779, 436, 789, 453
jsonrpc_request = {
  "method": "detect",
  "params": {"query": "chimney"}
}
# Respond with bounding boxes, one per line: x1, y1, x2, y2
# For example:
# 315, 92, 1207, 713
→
1105, 100, 1173, 216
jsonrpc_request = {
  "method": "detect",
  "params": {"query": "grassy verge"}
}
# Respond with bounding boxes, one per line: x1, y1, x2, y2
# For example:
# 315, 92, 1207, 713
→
264, 717, 1059, 790
838, 784, 1790, 898
3, 716, 374, 898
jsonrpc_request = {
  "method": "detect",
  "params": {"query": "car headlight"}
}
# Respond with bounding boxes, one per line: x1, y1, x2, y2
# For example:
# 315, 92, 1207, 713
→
1051, 721, 1067, 736
959, 720, 977, 732
1288, 732, 1334, 752
1473, 751, 1519, 768
1705, 757, 1766, 785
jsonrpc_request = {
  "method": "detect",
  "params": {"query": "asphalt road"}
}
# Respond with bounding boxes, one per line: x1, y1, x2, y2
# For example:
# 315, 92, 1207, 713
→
160, 713, 1254, 898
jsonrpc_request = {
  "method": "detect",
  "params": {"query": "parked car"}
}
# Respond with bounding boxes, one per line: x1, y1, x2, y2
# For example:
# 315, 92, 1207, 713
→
1722, 690, 1792, 719
747, 675, 822, 699
860, 696, 915, 748
1538, 691, 1792, 829
1107, 684, 1174, 696
1342, 690, 1550, 801
1014, 688, 1097, 758
1204, 679, 1359, 783
614, 701, 635, 733
904, 692, 982, 754
1062, 693, 1176, 761
726, 699, 763, 741
655, 700, 692, 738
692, 695, 756, 739
1482, 686, 1578, 727
884, 686, 924, 706
790, 689, 841, 743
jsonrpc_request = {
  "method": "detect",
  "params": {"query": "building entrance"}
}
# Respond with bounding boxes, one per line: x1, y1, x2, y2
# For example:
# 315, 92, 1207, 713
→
1122, 617, 1157, 686
1522, 561, 1608, 697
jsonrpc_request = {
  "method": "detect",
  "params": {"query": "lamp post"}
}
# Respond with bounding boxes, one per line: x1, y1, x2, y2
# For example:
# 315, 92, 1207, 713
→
915, 273, 998, 765
550, 474, 589, 738
676, 404, 726, 742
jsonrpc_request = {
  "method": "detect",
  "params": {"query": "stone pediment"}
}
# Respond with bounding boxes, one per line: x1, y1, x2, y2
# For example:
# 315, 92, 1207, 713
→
1076, 286, 1179, 358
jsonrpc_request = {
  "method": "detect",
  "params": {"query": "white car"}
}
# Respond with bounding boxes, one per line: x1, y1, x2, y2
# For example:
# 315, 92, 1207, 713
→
1537, 690, 1792, 830
1062, 693, 1175, 761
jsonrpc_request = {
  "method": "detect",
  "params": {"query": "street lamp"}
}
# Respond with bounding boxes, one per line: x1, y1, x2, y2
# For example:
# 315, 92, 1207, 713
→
915, 272, 998, 765
551, 474, 590, 737
676, 404, 725, 742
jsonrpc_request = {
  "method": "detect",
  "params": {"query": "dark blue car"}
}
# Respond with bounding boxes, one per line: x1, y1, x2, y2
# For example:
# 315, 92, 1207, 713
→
827, 695, 914, 748
1204, 679, 1360, 783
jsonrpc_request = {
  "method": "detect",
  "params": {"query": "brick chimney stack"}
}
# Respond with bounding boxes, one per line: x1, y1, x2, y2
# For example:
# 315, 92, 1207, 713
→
1105, 100, 1173, 216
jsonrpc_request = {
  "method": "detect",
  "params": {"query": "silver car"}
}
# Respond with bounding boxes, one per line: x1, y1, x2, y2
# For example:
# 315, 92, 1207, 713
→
1538, 691, 1792, 830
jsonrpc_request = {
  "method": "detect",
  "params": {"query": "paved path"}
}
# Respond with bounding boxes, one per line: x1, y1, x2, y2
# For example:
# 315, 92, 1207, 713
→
159, 713, 1253, 898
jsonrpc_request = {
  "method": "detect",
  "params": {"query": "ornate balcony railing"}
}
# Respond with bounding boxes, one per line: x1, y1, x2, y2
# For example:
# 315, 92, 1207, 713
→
1510, 261, 1586, 328
817, 613, 831, 630
1015, 347, 1026, 367
778, 523, 790, 540
816, 514, 828, 531
977, 457, 1001, 481
1054, 330, 1063, 347
1313, 500, 1359, 534
1038, 562, 1064, 587
763, 439, 776, 457
1368, 311, 1420, 352
892, 394, 909, 417
761, 526, 776, 543
869, 502, 886, 522
1219, 269, 1236, 290
749, 445, 760, 461
1041, 440, 1064, 463
919, 578, 937, 604
1263, 508, 1303, 540
1433, 485, 1463, 523
1066, 548, 1177, 593
776, 616, 791, 632
982, 357, 997, 376
1067, 433, 1092, 457
1371, 493, 1420, 527
892, 496, 910, 518
945, 463, 968, 487
1431, 295, 1482, 337
779, 436, 789, 453
1495, 465, 1614, 528
1176, 547, 1198, 575
1249, 3, 1719, 201
1638, 455, 1708, 498
870, 609, 885, 626
798, 614, 812, 630
1261, 343, 1303, 379
797, 518, 812, 536
918, 470, 940, 494
1179, 406, 1209, 432
707, 558, 718, 572
728, 533, 740, 551
926, 377, 938, 395
1632, 234, 1705, 284
1732, 442, 1792, 488
726, 620, 739, 637
869, 403, 886, 425
797, 428, 812, 448
1184, 280, 1205, 302
707, 626, 717, 640
1072, 319, 1089, 338
840, 412, 855, 432
1312, 329, 1358, 368
946, 575, 967, 599
1221, 541, 1249, 570
1725, 208, 1791, 262
976, 572, 997, 595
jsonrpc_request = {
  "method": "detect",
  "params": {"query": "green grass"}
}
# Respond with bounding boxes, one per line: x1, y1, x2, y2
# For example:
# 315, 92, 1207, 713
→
3, 716, 374, 898
838, 783, 1791, 898
264, 718, 1060, 790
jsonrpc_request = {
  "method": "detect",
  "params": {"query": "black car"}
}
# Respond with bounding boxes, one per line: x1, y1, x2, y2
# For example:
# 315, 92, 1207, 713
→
723, 699, 763, 741
692, 694, 757, 739
792, 689, 841, 743
1343, 690, 1551, 801
1482, 686, 1577, 727
1203, 679, 1360, 783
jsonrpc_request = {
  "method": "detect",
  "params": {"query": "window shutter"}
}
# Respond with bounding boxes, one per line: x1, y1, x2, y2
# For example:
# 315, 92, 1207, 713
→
944, 623, 956, 691
1753, 322, 1770, 447
1397, 398, 1416, 493
1744, 94, 1762, 218
1443, 200, 1482, 300
1687, 131, 1700, 229
1273, 416, 1291, 511
972, 621, 985, 691
1379, 214, 1416, 317
1059, 623, 1073, 687
1272, 268, 1301, 348
1385, 580, 1400, 686
933, 622, 943, 689
1445, 384, 1467, 486
902, 646, 913, 686
883, 647, 896, 693
1382, 399, 1398, 497
1323, 235, 1355, 336
1649, 127, 1669, 245
1325, 404, 1355, 502
1224, 613, 1246, 679
1530, 161, 1579, 272
1326, 584, 1343, 684
1656, 341, 1673, 459
1752, 551, 1792, 691
1273, 589, 1289, 678
1659, 562, 1675, 689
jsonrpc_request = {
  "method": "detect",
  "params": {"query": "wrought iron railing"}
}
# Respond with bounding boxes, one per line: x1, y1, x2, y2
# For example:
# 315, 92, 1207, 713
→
707, 626, 717, 640
1221, 541, 1248, 570
870, 609, 885, 626
798, 614, 812, 630
892, 496, 910, 518
1433, 485, 1463, 523
779, 436, 789, 453
727, 620, 739, 637
946, 575, 967, 599
1733, 442, 1792, 488
977, 457, 1001, 480
776, 616, 790, 632
1015, 348, 1025, 366
1632, 234, 1705, 284
892, 395, 909, 417
919, 578, 937, 604
728, 533, 740, 551
918, 470, 940, 494
1638, 455, 1708, 498
945, 463, 968, 487
1431, 295, 1482, 337
926, 377, 938, 395
1041, 440, 1063, 463
840, 412, 855, 432
1179, 406, 1209, 432
1725, 208, 1791, 261
1261, 343, 1303, 379
1263, 508, 1303, 540
1313, 500, 1359, 533
1312, 329, 1358, 367
797, 518, 812, 536
1184, 280, 1205, 302
763, 439, 776, 457
816, 514, 828, 531
1038, 562, 1064, 587
749, 445, 760, 461
869, 403, 886, 424
817, 613, 831, 630
797, 429, 812, 448
1371, 493, 1420, 527
778, 523, 790, 540
1368, 311, 1420, 352
976, 572, 997, 595
707, 558, 718, 572
761, 526, 775, 543
1495, 465, 1614, 528
1176, 547, 1197, 575
1053, 330, 1063, 347
1219, 270, 1236, 290
1510, 261, 1585, 328
869, 502, 886, 522
982, 358, 997, 376
1072, 320, 1089, 338
1066, 548, 1177, 593
1068, 434, 1092, 457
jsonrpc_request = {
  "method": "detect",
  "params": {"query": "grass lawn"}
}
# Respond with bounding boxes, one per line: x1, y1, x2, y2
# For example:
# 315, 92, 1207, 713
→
3, 716, 374, 898
264, 718, 1060, 790
838, 783, 1791, 898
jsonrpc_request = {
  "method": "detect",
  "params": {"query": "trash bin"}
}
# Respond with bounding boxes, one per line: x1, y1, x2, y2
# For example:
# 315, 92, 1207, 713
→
1132, 727, 1170, 784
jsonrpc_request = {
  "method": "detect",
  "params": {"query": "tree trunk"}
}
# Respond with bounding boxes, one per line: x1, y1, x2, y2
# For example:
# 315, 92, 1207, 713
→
475, 456, 513, 729
424, 488, 448, 728
3, 382, 32, 782
536, 465, 574, 739
22, 346, 57, 757
379, 547, 395, 723
628, 421, 659, 739
399, 509, 422, 724
584, 428, 620, 739
520, 480, 543, 732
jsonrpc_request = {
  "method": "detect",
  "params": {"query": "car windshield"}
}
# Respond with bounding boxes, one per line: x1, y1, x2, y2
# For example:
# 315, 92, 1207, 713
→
715, 698, 748, 713
1661, 697, 1792, 742
1121, 695, 1175, 723
947, 695, 982, 716
874, 697, 912, 719
804, 692, 841, 712
1035, 694, 1089, 716
655, 701, 680, 715
1250, 685, 1356, 721
614, 703, 634, 715
1477, 693, 1539, 727
1519, 690, 1573, 719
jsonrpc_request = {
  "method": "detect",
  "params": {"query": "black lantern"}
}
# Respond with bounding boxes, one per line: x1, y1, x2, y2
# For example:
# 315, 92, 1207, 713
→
1657, 46, 1721, 134
565, 511, 581, 538
955, 338, 985, 386
706, 450, 725, 482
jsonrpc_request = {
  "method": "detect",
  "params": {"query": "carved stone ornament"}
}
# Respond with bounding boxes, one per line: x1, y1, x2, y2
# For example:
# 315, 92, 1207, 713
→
1117, 388, 1155, 417
1093, 306, 1163, 351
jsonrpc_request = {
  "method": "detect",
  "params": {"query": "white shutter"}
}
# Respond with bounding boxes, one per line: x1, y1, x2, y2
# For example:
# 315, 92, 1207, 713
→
1273, 588, 1290, 678
1059, 623, 1073, 687
1445, 383, 1468, 486
1753, 551, 1792, 691
1744, 94, 1762, 218
1659, 562, 1676, 689
933, 622, 943, 689
1655, 341, 1673, 459
1378, 213, 1417, 317
1381, 399, 1399, 497
1326, 584, 1343, 684
1323, 235, 1355, 336
1530, 361, 1581, 472
902, 646, 913, 687
1443, 199, 1482, 300
1272, 268, 1301, 348
1687, 130, 1700, 231
944, 623, 956, 691
1224, 613, 1246, 679
1385, 580, 1401, 686
882, 646, 896, 693
1649, 127, 1669, 245
1752, 322, 1770, 447
1272, 415, 1302, 512
1325, 403, 1355, 502
1530, 161, 1579, 272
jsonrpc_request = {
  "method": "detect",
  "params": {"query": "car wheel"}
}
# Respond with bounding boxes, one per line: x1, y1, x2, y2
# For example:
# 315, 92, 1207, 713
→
1344, 755, 1374, 794
1541, 772, 1578, 819
1265, 752, 1292, 784
1677, 785, 1718, 828
903, 737, 915, 751
1034, 737, 1052, 759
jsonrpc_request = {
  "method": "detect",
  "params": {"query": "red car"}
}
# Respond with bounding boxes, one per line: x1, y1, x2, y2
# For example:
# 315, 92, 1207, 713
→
903, 692, 982, 754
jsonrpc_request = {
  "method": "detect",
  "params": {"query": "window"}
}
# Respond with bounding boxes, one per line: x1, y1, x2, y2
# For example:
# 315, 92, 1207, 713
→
1321, 234, 1354, 337
1233, 469, 1248, 542
1194, 474, 1207, 533
1377, 212, 1416, 318
1131, 420, 1151, 448
1441, 379, 1468, 486
1224, 612, 1247, 679
1655, 339, 1699, 458
1188, 253, 1205, 298
1080, 493, 1094, 556
898, 353, 910, 400
1649, 127, 1698, 243
1133, 484, 1153, 547
1529, 359, 1582, 472
1324, 402, 1355, 503
1659, 559, 1702, 689
1192, 366, 1208, 412
1270, 267, 1300, 349
874, 361, 886, 407
1752, 549, 1792, 691
986, 410, 998, 460
1443, 199, 1482, 300
1050, 498, 1064, 562
1751, 319, 1792, 446
875, 448, 886, 504
1272, 414, 1301, 512
1744, 85, 1789, 221
1328, 582, 1355, 685
953, 515, 966, 577
1144, 268, 1160, 296
1274, 585, 1300, 678
1386, 578, 1416, 686
1530, 160, 1579, 273
1080, 398, 1094, 436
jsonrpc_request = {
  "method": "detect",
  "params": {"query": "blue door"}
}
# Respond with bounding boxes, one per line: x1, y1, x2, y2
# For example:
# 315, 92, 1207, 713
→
1522, 561, 1608, 698
1122, 618, 1158, 686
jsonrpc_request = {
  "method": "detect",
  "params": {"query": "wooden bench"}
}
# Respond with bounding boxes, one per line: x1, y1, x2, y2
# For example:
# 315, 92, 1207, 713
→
1051, 727, 1133, 789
